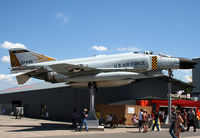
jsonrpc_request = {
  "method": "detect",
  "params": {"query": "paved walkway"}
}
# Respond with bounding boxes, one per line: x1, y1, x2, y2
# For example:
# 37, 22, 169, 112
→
0, 115, 199, 138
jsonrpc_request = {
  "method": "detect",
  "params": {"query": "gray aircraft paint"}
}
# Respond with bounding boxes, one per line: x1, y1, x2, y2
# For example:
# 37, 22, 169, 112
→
8, 48, 195, 88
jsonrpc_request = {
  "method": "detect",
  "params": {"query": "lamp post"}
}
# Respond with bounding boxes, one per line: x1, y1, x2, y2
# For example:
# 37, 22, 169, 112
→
168, 69, 173, 123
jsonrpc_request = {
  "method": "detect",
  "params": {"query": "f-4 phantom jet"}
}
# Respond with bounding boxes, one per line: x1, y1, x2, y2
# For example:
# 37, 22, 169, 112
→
9, 48, 196, 89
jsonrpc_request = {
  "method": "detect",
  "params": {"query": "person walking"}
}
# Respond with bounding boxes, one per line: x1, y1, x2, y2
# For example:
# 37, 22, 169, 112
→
186, 109, 196, 132
152, 111, 160, 131
169, 106, 177, 138
142, 110, 148, 133
182, 109, 187, 127
71, 108, 79, 129
79, 108, 89, 132
174, 110, 184, 138
138, 109, 143, 132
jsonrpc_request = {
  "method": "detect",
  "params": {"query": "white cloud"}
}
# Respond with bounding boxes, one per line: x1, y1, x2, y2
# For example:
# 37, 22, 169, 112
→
95, 54, 106, 57
117, 48, 127, 51
55, 12, 69, 24
92, 45, 108, 51
1, 56, 10, 63
179, 69, 191, 74
0, 41, 26, 64
184, 75, 192, 82
0, 41, 26, 49
166, 69, 193, 83
0, 74, 43, 90
55, 12, 63, 18
117, 47, 140, 52
0, 74, 16, 84
0, 73, 33, 87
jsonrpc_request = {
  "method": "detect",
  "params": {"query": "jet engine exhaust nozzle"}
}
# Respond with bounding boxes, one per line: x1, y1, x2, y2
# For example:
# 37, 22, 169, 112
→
179, 58, 197, 69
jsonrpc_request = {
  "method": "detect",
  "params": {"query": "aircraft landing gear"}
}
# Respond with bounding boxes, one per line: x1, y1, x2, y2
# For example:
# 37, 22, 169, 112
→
85, 81, 103, 129
88, 82, 98, 120
88, 82, 97, 91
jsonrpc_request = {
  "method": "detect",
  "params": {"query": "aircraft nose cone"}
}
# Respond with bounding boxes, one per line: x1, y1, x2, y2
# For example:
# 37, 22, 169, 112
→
179, 58, 197, 69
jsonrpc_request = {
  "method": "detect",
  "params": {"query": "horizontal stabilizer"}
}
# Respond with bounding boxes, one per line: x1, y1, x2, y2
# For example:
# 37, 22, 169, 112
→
15, 69, 37, 84
16, 74, 30, 85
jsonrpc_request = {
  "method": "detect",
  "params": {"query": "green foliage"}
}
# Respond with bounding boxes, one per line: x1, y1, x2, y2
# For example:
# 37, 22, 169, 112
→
185, 82, 193, 93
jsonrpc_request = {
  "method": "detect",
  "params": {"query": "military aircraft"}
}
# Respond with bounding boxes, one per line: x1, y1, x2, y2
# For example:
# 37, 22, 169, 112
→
9, 48, 196, 90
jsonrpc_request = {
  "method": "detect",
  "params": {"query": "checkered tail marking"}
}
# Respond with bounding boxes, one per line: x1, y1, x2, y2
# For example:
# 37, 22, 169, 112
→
152, 56, 157, 70
9, 51, 21, 67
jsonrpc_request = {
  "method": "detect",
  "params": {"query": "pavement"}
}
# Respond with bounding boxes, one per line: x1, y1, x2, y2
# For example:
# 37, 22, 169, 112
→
0, 115, 199, 138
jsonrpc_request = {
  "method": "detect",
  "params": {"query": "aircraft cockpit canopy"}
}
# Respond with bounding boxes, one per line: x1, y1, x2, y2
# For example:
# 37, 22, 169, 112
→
144, 51, 153, 55
158, 53, 171, 57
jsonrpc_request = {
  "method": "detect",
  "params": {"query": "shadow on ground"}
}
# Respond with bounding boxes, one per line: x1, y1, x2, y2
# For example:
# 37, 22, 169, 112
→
3, 123, 72, 132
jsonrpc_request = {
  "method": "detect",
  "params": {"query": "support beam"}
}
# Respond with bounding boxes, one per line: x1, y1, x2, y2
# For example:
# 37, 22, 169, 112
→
168, 81, 172, 123
86, 82, 101, 129
88, 84, 97, 120
168, 69, 173, 123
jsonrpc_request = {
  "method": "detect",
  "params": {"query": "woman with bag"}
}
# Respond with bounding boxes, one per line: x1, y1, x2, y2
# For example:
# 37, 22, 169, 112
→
152, 111, 160, 131
142, 110, 148, 133
174, 110, 184, 138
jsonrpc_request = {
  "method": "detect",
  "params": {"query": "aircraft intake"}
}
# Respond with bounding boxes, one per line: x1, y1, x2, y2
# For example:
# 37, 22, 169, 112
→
46, 71, 69, 83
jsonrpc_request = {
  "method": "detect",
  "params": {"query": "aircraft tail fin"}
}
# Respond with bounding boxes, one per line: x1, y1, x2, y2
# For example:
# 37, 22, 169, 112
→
9, 48, 56, 68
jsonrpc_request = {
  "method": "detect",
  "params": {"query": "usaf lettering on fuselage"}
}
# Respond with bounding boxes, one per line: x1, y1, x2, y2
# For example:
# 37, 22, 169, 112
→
114, 61, 145, 68
20, 60, 33, 65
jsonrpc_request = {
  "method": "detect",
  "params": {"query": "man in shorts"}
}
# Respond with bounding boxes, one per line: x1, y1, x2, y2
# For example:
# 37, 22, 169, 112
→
138, 109, 143, 132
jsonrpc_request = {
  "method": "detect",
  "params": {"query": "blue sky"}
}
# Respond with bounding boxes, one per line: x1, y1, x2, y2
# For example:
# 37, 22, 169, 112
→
0, 0, 200, 90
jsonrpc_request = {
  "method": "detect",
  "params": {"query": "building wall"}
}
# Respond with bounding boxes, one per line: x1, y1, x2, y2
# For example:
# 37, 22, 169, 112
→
193, 58, 200, 92
0, 79, 188, 121
95, 79, 184, 104
0, 87, 90, 121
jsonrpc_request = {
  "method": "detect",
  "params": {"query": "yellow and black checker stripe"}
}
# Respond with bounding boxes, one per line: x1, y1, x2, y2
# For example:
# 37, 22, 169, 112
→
9, 51, 21, 67
152, 56, 157, 70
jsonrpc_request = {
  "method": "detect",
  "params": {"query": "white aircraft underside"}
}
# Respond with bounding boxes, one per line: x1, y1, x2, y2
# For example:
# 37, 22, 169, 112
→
8, 48, 196, 88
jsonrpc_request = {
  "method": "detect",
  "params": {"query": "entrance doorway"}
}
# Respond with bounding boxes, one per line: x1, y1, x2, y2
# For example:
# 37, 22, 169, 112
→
12, 100, 21, 115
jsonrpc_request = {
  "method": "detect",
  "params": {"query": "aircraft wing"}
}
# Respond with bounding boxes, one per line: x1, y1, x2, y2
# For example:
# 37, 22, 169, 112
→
48, 63, 99, 76
48, 63, 163, 76
48, 63, 144, 76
